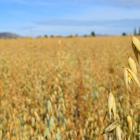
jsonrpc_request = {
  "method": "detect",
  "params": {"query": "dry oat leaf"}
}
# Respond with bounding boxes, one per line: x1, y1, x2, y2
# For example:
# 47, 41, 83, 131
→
104, 121, 119, 133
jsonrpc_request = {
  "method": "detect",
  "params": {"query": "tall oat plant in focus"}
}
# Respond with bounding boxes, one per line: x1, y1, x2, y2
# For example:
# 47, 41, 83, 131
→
104, 36, 140, 140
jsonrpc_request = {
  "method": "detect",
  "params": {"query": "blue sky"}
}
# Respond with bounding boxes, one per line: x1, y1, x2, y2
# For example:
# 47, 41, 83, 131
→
0, 0, 140, 36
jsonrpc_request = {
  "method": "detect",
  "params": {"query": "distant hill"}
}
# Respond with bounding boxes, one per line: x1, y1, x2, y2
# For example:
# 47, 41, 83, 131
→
0, 32, 20, 38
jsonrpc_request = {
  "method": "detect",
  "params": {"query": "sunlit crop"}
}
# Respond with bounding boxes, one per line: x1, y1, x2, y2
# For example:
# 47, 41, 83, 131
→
0, 36, 139, 140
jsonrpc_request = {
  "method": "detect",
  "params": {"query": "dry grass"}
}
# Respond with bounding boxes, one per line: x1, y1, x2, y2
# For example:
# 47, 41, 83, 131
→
0, 36, 139, 140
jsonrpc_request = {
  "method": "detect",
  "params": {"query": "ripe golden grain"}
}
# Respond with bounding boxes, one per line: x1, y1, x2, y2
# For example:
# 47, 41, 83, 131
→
0, 37, 139, 139
128, 57, 137, 75
116, 125, 123, 140
132, 36, 140, 52
108, 92, 117, 120
127, 68, 140, 87
127, 115, 133, 134
124, 68, 130, 90
132, 36, 140, 62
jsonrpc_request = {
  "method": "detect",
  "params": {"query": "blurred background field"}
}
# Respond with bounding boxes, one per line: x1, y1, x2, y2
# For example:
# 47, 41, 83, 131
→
0, 36, 139, 140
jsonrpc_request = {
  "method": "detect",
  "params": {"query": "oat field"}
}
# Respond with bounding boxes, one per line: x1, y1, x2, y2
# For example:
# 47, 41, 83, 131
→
0, 36, 139, 140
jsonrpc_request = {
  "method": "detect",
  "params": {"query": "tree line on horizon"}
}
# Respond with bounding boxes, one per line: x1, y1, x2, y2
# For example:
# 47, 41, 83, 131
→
1, 28, 140, 39
133, 27, 140, 36
120, 27, 140, 36
44, 28, 140, 38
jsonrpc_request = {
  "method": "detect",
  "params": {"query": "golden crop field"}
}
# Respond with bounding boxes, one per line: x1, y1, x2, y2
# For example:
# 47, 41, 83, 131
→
0, 36, 139, 140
